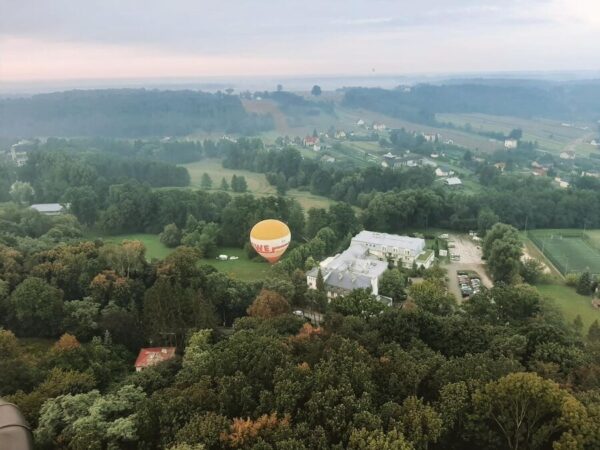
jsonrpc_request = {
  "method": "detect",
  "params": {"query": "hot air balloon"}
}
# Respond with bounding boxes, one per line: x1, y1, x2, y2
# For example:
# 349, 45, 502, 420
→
250, 219, 291, 263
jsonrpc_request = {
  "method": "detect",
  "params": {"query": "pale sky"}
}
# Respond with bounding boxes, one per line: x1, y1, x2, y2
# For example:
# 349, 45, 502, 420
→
1, 0, 600, 82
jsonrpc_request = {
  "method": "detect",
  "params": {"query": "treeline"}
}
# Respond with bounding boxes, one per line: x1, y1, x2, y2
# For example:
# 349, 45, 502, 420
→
343, 80, 600, 124
254, 90, 335, 117
221, 138, 436, 200
41, 137, 210, 164
17, 149, 189, 202
0, 89, 274, 137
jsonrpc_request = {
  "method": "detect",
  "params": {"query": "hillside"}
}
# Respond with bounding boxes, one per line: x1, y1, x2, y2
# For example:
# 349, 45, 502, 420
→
0, 89, 274, 138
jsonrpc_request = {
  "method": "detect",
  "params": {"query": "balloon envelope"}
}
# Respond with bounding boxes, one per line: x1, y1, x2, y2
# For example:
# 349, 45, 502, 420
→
250, 219, 291, 263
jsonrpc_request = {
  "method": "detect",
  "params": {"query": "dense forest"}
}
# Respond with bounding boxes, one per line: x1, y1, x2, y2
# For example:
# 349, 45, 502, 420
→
2, 135, 600, 448
343, 80, 600, 124
0, 89, 274, 138
1, 204, 600, 448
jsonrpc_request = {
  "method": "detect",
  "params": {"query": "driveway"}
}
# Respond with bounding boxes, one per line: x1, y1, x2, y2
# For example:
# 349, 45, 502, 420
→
445, 234, 493, 302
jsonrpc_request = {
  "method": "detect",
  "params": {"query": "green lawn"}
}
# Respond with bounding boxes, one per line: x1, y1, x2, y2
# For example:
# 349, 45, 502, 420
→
87, 232, 272, 280
536, 284, 600, 331
199, 247, 273, 281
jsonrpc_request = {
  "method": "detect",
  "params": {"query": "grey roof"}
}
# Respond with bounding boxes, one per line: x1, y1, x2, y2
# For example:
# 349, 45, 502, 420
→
30, 203, 64, 213
352, 231, 425, 254
307, 243, 388, 291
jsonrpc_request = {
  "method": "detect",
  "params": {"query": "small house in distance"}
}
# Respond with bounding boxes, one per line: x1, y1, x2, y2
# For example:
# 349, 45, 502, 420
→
559, 150, 575, 160
504, 138, 518, 149
303, 136, 319, 147
444, 177, 462, 187
134, 347, 176, 372
30, 203, 66, 216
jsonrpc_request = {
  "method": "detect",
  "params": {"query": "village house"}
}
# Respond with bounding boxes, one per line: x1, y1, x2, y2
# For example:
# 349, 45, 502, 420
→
303, 136, 319, 147
372, 122, 386, 131
306, 231, 434, 300
394, 155, 424, 168
356, 119, 365, 126
134, 347, 176, 372
504, 138, 518, 149
444, 177, 462, 187
559, 150, 576, 160
422, 132, 439, 143
10, 140, 31, 167
435, 166, 454, 177
334, 130, 347, 139
494, 162, 506, 172
554, 177, 570, 189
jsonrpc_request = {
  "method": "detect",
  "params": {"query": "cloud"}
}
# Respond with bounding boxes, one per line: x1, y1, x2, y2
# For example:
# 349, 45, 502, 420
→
0, 0, 599, 81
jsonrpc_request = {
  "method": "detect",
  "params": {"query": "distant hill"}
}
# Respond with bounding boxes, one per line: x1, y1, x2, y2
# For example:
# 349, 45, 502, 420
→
0, 89, 274, 138
342, 80, 600, 124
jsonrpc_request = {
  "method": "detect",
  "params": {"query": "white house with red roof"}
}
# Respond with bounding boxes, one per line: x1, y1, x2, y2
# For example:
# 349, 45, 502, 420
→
134, 347, 176, 372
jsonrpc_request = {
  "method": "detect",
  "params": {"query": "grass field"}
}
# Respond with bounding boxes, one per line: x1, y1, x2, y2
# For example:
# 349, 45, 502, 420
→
94, 233, 175, 260
437, 113, 592, 155
536, 284, 600, 331
185, 159, 275, 194
89, 232, 272, 280
199, 247, 272, 281
528, 230, 600, 275
182, 160, 337, 212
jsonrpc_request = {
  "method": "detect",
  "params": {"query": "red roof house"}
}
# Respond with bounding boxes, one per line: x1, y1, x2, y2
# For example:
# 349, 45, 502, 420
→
134, 347, 176, 372
303, 136, 319, 147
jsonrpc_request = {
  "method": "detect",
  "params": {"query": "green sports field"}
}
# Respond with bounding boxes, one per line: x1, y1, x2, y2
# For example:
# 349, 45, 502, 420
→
528, 230, 600, 275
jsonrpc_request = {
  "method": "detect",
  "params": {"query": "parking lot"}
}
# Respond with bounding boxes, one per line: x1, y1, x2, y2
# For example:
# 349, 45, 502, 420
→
445, 234, 493, 302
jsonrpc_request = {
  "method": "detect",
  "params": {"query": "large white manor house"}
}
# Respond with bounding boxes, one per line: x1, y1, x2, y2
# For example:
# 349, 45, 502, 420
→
306, 231, 434, 298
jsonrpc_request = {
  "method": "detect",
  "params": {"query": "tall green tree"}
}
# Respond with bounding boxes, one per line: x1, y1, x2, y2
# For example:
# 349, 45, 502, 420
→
483, 223, 522, 283
8, 277, 64, 337
200, 173, 212, 190
576, 271, 592, 295
470, 372, 589, 450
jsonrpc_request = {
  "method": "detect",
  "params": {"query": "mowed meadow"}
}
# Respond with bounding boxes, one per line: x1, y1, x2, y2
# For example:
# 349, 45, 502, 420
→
87, 232, 273, 281
183, 159, 337, 211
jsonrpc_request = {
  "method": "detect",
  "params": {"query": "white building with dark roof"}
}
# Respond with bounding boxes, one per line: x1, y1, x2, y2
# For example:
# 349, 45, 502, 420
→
307, 231, 434, 299
30, 203, 66, 215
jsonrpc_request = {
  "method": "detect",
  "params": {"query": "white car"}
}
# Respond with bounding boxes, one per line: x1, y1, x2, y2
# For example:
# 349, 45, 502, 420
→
293, 310, 304, 317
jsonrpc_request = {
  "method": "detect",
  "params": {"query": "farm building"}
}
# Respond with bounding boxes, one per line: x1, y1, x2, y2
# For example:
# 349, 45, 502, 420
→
444, 177, 462, 186
422, 132, 439, 143
303, 136, 319, 147
560, 151, 576, 160
10, 140, 31, 167
504, 139, 518, 149
134, 347, 176, 372
435, 166, 454, 177
307, 231, 434, 299
394, 155, 424, 168
30, 203, 66, 215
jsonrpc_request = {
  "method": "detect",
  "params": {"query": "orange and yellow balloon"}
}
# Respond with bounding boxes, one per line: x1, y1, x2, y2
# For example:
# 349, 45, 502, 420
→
250, 219, 291, 263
